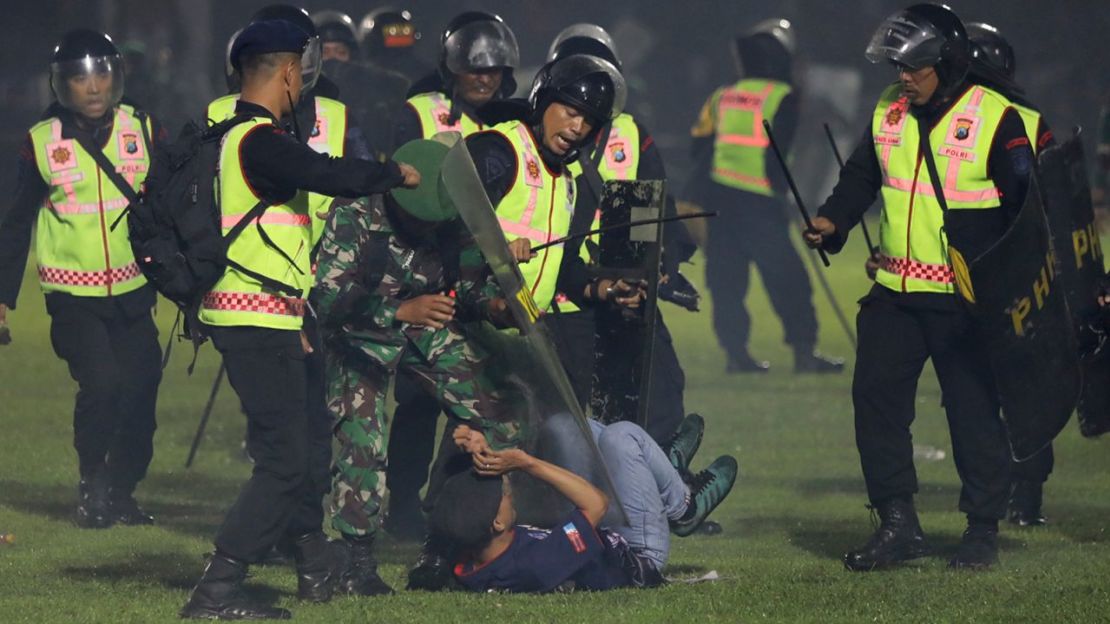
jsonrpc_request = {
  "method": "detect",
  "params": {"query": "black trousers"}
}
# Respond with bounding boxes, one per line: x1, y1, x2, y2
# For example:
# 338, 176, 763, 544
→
47, 294, 162, 494
704, 184, 818, 357
852, 288, 1011, 519
210, 326, 327, 562
386, 369, 442, 507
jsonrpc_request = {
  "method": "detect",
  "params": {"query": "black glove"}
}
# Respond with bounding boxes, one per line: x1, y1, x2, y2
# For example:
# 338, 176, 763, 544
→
658, 270, 700, 312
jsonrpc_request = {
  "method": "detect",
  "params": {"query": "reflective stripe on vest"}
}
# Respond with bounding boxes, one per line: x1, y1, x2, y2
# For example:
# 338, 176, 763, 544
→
28, 104, 149, 297
406, 92, 484, 138
710, 79, 791, 196
199, 117, 312, 330
490, 121, 575, 312
872, 83, 1009, 294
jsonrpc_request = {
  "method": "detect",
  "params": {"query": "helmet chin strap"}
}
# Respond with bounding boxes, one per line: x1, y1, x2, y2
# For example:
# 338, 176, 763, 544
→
286, 89, 303, 141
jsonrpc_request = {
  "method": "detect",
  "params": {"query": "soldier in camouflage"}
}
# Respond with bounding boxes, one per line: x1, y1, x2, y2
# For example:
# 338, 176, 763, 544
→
312, 184, 517, 596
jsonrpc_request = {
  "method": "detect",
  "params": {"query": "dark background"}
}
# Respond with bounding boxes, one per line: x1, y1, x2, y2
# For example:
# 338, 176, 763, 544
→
3, 0, 1107, 202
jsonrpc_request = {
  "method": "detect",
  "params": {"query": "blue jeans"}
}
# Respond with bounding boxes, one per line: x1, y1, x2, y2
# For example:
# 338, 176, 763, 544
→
539, 416, 689, 570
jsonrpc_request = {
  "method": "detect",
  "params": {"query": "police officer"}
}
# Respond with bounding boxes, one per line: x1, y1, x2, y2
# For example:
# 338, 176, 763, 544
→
384, 10, 520, 541
805, 4, 1035, 570
179, 18, 418, 620
392, 11, 519, 149
358, 7, 431, 83
965, 21, 1056, 527
544, 24, 699, 442
687, 19, 842, 374
406, 53, 639, 591
313, 9, 410, 160
0, 30, 163, 529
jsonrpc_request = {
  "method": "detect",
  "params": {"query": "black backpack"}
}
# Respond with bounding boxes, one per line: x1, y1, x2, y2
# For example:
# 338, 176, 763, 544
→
120, 115, 298, 364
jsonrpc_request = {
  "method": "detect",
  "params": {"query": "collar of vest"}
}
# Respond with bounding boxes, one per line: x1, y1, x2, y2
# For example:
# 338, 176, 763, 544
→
911, 82, 974, 130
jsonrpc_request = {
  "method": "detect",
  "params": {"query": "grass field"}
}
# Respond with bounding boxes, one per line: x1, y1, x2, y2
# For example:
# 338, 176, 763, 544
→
1, 227, 1109, 623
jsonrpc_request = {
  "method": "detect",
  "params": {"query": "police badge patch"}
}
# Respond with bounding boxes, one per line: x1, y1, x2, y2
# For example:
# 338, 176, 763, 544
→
611, 141, 626, 163
954, 117, 973, 141
46, 139, 78, 172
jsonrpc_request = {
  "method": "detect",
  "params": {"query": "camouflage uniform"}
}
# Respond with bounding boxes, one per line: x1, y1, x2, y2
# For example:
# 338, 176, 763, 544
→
312, 195, 519, 537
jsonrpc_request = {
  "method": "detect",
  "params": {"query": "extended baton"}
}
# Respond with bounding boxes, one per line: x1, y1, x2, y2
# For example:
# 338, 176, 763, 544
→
185, 361, 225, 469
762, 120, 830, 267
530, 212, 716, 253
823, 123, 876, 254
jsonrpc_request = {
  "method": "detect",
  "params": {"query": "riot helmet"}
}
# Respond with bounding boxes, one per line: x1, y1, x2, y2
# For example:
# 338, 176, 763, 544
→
50, 29, 125, 118
250, 4, 322, 94
547, 23, 621, 70
440, 11, 519, 97
358, 8, 420, 56
313, 10, 359, 59
966, 22, 1015, 79
529, 54, 625, 126
866, 3, 970, 88
733, 18, 795, 82
224, 28, 243, 92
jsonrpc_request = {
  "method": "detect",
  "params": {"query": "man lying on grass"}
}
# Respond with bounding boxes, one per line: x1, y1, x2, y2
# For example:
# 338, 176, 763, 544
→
430, 416, 737, 593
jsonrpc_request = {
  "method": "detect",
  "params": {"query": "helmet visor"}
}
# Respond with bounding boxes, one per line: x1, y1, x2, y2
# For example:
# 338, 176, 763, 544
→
547, 23, 619, 64
444, 20, 520, 74
865, 13, 944, 70
537, 54, 626, 122
50, 55, 124, 116
301, 35, 322, 94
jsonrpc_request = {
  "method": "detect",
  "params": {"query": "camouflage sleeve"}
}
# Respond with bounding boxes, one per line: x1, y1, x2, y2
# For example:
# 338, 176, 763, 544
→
313, 199, 402, 330
455, 238, 502, 318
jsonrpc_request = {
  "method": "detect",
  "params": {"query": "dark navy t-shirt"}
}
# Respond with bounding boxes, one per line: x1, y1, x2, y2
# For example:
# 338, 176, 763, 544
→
454, 510, 632, 593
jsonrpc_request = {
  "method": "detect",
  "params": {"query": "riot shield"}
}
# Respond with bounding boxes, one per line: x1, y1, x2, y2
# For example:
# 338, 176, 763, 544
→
591, 180, 665, 429
950, 173, 1080, 461
1038, 134, 1110, 437
438, 140, 628, 526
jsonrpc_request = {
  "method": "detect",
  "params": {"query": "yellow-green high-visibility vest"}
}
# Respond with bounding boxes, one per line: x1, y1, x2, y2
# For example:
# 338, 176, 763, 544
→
561, 113, 643, 311
872, 83, 1011, 295
487, 120, 576, 313
710, 78, 792, 195
198, 116, 313, 330
406, 92, 485, 139
206, 95, 347, 246
1013, 102, 1045, 155
28, 104, 151, 297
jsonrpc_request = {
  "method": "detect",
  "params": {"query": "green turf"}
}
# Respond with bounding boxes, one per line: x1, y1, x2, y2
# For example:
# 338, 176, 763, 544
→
1, 226, 1108, 623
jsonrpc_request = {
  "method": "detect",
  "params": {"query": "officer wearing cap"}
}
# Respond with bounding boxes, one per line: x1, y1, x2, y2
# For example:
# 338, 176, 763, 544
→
314, 139, 517, 598
805, 4, 1035, 571
358, 7, 431, 82
406, 53, 646, 592
383, 10, 521, 540
0, 29, 165, 530
180, 17, 418, 620
687, 19, 843, 374
313, 9, 410, 160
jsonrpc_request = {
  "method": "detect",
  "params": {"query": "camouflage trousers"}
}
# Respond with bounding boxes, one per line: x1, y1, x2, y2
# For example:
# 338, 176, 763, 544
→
328, 328, 519, 537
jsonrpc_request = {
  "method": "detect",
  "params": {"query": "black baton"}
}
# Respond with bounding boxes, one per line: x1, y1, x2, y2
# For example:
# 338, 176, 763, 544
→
763, 120, 830, 267
823, 123, 876, 254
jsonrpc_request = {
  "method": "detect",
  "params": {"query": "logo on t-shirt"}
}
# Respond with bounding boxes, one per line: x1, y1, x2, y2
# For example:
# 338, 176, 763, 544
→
563, 523, 586, 554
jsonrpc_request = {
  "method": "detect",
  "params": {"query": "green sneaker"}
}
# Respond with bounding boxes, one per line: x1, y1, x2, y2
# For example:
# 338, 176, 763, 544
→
663, 413, 705, 473
671, 456, 738, 537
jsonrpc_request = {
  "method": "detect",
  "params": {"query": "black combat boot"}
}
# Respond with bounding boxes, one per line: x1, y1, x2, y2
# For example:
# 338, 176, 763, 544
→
339, 534, 394, 596
293, 532, 347, 603
948, 518, 999, 570
406, 535, 453, 591
843, 497, 929, 571
75, 469, 113, 529
108, 489, 154, 526
180, 552, 291, 620
793, 348, 845, 373
1007, 480, 1047, 527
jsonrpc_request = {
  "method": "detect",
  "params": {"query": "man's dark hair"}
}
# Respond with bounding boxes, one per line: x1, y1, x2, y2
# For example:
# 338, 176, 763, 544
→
240, 51, 300, 82
428, 470, 505, 554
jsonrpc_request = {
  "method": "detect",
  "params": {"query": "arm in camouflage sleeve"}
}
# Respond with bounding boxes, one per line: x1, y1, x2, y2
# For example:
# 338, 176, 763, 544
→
312, 199, 403, 331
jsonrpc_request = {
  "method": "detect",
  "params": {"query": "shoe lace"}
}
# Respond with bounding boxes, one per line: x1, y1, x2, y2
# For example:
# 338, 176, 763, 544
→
688, 469, 714, 498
